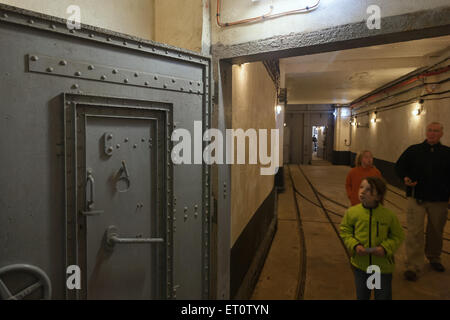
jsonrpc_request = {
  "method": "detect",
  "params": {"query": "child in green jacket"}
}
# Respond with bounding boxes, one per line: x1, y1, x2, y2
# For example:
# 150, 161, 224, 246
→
340, 176, 405, 300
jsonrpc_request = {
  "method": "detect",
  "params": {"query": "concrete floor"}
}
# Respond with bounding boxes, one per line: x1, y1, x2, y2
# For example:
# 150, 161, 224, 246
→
251, 163, 450, 300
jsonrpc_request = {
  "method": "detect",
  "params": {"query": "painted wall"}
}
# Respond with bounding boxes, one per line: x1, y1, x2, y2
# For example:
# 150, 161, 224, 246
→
0, 0, 208, 53
346, 54, 450, 164
154, 0, 205, 53
231, 62, 277, 246
334, 107, 352, 152
212, 0, 449, 46
0, 0, 155, 40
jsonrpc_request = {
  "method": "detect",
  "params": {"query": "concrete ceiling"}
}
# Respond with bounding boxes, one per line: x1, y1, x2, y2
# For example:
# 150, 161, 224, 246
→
280, 35, 450, 105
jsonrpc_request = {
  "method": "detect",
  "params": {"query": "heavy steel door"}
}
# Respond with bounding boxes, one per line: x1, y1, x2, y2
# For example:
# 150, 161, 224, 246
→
64, 94, 172, 299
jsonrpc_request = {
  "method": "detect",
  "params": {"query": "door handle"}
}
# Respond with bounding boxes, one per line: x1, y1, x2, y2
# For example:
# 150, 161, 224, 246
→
81, 169, 104, 216
105, 225, 164, 250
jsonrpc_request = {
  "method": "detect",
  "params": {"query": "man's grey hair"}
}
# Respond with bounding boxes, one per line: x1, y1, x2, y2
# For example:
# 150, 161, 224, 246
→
427, 122, 444, 131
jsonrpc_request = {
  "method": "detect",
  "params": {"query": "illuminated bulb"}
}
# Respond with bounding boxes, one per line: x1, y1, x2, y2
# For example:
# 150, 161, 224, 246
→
371, 118, 376, 124
412, 108, 421, 116
283, 123, 287, 127
275, 105, 282, 115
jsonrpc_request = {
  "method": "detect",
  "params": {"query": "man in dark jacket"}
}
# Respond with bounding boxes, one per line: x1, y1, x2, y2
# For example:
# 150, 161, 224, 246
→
395, 122, 450, 281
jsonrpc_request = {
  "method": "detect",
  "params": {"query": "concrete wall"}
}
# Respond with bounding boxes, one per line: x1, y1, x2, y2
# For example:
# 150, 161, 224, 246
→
0, 0, 208, 52
154, 0, 205, 52
212, 0, 450, 46
346, 53, 450, 163
0, 0, 155, 40
334, 107, 352, 152
231, 62, 277, 246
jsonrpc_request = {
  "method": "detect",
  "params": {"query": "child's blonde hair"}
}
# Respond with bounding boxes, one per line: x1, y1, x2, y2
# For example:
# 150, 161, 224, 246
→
355, 150, 372, 167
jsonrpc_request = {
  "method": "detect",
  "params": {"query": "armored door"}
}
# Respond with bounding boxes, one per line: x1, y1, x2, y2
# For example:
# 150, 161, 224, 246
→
64, 94, 173, 299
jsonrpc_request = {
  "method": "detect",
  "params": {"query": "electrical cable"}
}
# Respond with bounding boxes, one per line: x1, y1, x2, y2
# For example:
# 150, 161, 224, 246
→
351, 58, 450, 109
216, 0, 320, 27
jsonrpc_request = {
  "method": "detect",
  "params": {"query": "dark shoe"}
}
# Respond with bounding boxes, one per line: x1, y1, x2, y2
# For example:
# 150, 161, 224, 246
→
404, 270, 417, 281
430, 262, 445, 272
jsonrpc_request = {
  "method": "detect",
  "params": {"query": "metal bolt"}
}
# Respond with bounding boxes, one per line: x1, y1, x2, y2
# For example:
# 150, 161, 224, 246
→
154, 76, 158, 80
138, 44, 143, 48
71, 84, 79, 89
108, 147, 113, 152
112, 69, 118, 74
29, 19, 34, 24
116, 144, 120, 149
124, 79, 129, 83
145, 81, 149, 86
75, 71, 81, 76
124, 138, 129, 142
89, 33, 94, 38
59, 60, 67, 66
30, 55, 39, 61
2, 13, 8, 18
134, 72, 139, 77
51, 24, 56, 29
107, 134, 113, 139
172, 79, 176, 83
101, 75, 107, 80
141, 138, 146, 142
123, 41, 127, 46
180, 87, 184, 91
88, 65, 95, 70
70, 29, 75, 33
107, 37, 112, 41
152, 48, 155, 52
163, 84, 167, 89
133, 144, 137, 148
47, 67, 54, 72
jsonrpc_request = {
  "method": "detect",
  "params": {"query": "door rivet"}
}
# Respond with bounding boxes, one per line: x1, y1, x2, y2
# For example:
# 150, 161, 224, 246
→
88, 65, 95, 70
28, 19, 34, 24
30, 55, 39, 61
101, 75, 107, 80
71, 84, 79, 89
112, 69, 118, 74
116, 144, 120, 149
89, 33, 94, 38
124, 138, 129, 142
133, 144, 137, 148
46, 67, 54, 72
134, 73, 139, 77
59, 60, 67, 66
75, 71, 81, 76
145, 81, 149, 86
124, 78, 129, 83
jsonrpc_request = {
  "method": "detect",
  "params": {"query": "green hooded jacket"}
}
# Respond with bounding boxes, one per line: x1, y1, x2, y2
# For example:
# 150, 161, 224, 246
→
340, 203, 405, 274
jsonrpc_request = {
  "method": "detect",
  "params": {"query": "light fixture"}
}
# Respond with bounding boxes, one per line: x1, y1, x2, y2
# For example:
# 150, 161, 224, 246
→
275, 105, 282, 115
371, 111, 377, 123
283, 123, 287, 127
412, 99, 424, 116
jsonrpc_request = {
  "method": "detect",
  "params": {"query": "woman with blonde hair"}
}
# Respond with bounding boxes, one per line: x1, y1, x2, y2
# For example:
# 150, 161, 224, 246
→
345, 150, 382, 206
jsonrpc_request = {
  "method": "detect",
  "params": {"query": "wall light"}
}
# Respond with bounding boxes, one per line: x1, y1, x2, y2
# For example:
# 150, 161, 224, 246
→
275, 105, 282, 115
412, 99, 424, 116
371, 111, 377, 124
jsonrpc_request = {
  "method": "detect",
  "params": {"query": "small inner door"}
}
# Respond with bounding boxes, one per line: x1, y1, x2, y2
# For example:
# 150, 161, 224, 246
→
84, 116, 161, 299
